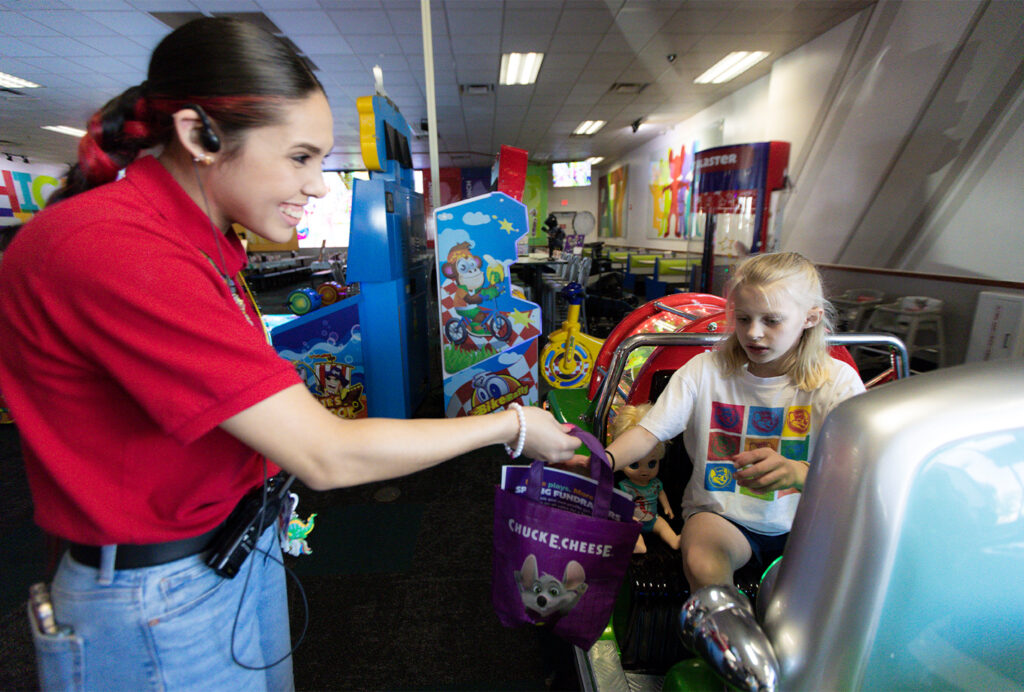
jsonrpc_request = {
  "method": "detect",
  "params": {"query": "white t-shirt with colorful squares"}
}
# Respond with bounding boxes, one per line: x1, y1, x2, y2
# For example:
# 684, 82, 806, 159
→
639, 351, 865, 535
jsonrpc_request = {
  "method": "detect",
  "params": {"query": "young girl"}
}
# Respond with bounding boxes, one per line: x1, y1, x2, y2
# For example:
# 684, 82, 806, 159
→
609, 404, 680, 553
0, 17, 578, 691
604, 252, 865, 591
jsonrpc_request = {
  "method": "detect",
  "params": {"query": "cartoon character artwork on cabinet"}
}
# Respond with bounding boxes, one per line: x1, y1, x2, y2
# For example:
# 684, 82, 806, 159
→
434, 192, 541, 417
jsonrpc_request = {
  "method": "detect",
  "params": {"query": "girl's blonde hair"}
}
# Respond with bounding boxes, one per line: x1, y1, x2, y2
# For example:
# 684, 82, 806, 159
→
609, 403, 666, 458
714, 252, 835, 390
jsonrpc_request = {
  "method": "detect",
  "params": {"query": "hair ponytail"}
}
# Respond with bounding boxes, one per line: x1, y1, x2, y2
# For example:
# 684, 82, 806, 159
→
48, 83, 165, 204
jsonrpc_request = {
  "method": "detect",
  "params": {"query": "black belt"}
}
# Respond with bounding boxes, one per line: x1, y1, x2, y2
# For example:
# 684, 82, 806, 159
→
68, 523, 223, 570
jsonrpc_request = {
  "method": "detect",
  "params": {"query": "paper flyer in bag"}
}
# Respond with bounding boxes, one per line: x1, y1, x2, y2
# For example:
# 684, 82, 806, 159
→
500, 465, 637, 523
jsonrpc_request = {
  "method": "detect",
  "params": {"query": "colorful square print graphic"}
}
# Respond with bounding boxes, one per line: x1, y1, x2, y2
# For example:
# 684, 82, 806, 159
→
710, 402, 745, 433
784, 406, 811, 437
708, 432, 741, 460
740, 485, 774, 501
747, 406, 784, 436
744, 438, 779, 453
777, 488, 799, 498
705, 463, 736, 492
780, 437, 809, 462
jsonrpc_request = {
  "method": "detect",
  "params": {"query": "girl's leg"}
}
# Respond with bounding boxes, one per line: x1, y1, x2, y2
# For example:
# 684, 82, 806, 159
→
680, 512, 751, 591
652, 516, 681, 550
633, 533, 648, 554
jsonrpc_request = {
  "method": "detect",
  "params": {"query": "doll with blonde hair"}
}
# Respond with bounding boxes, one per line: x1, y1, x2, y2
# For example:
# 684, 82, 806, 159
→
602, 252, 865, 590
610, 403, 680, 553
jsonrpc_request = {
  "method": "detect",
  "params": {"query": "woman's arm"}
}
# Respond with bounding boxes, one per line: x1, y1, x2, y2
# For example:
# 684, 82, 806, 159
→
221, 384, 579, 490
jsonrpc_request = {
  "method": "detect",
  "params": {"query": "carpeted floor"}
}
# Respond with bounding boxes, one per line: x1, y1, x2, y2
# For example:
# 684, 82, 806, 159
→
0, 277, 578, 691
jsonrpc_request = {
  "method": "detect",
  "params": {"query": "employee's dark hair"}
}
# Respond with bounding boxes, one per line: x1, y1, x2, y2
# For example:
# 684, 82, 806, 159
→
50, 16, 323, 204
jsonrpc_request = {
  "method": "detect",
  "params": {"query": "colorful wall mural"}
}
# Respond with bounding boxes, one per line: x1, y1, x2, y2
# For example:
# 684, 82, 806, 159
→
598, 164, 628, 238
0, 162, 67, 225
648, 144, 694, 239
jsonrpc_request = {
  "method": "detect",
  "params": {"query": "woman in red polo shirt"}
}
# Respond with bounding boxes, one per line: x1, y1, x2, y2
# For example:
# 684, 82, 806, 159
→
0, 17, 578, 691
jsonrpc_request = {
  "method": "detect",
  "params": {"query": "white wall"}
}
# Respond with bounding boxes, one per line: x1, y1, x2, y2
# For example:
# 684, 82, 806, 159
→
599, 0, 1024, 283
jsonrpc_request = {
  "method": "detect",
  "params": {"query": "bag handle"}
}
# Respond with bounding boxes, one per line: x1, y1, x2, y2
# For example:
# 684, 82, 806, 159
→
526, 425, 616, 519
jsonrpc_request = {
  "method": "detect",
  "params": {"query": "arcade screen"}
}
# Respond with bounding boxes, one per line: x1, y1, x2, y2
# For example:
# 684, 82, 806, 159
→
296, 170, 369, 248
552, 160, 592, 188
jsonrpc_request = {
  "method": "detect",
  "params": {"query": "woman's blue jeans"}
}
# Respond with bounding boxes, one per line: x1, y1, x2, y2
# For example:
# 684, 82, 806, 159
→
30, 525, 293, 691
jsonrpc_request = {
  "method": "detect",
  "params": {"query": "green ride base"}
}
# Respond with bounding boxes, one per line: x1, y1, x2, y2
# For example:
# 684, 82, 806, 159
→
545, 387, 597, 455
663, 659, 723, 692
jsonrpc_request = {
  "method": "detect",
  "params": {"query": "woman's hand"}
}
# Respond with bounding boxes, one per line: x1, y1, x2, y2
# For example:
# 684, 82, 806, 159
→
518, 408, 579, 463
732, 447, 809, 493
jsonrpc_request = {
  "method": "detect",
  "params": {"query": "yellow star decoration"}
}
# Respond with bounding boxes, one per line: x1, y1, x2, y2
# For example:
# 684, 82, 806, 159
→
498, 218, 515, 234
509, 309, 533, 328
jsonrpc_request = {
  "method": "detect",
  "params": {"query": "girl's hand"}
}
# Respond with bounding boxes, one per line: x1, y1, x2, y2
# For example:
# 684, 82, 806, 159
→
519, 410, 579, 463
555, 453, 592, 472
732, 447, 809, 492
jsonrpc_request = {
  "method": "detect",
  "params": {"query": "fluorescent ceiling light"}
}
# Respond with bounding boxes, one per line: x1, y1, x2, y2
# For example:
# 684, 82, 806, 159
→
500, 52, 544, 85
42, 125, 86, 138
573, 120, 606, 136
585, 156, 604, 166
694, 51, 770, 84
0, 71, 41, 89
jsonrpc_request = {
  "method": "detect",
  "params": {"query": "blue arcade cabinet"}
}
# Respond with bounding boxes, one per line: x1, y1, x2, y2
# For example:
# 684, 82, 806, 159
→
345, 94, 432, 419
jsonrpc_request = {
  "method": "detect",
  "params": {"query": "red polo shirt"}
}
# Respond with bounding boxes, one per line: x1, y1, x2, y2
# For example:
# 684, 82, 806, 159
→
0, 157, 301, 544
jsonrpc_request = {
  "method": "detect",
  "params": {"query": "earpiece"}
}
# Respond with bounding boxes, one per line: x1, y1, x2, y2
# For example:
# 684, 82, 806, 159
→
186, 103, 221, 153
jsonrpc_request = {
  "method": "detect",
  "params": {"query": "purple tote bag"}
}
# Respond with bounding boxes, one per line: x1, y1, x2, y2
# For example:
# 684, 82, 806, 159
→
491, 426, 641, 650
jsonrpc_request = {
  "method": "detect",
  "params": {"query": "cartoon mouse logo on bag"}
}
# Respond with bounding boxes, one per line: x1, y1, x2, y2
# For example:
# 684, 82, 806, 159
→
515, 554, 588, 621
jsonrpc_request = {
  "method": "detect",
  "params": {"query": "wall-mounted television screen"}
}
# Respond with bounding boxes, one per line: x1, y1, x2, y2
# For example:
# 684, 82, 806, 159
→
552, 160, 592, 188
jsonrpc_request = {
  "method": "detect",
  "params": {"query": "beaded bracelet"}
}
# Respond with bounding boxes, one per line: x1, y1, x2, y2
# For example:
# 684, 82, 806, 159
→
503, 402, 526, 459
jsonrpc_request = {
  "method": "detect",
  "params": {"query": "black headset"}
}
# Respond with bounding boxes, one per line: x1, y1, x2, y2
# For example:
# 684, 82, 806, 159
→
185, 103, 221, 153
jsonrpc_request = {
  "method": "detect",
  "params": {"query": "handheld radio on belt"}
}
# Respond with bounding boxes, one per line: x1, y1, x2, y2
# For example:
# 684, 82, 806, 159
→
206, 473, 296, 578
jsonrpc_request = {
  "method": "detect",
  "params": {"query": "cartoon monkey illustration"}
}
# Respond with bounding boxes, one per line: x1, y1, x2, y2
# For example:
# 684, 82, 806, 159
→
441, 241, 497, 324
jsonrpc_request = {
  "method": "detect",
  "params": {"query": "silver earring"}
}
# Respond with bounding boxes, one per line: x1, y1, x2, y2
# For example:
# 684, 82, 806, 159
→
192, 154, 213, 165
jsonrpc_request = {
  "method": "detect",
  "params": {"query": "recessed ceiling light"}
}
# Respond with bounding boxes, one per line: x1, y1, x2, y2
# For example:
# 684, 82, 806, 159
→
499, 53, 544, 85
42, 125, 86, 138
694, 51, 770, 84
0, 71, 41, 89
585, 157, 604, 166
572, 120, 606, 136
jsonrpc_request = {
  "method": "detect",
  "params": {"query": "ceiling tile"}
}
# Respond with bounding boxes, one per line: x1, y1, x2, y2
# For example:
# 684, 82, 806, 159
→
86, 11, 171, 36
342, 33, 403, 54
293, 34, 355, 55
451, 33, 501, 54
555, 8, 616, 34
326, 9, 390, 33
503, 7, 562, 35
269, 9, 338, 35
0, 11, 63, 36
